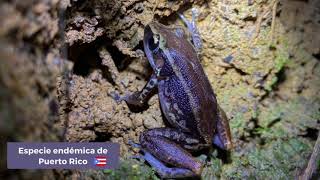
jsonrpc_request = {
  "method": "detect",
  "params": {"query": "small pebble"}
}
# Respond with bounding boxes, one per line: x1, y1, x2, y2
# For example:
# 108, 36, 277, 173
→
223, 54, 234, 63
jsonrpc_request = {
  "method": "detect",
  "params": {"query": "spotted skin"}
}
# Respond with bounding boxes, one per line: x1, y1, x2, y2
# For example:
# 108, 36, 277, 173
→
142, 151, 195, 178
122, 16, 232, 178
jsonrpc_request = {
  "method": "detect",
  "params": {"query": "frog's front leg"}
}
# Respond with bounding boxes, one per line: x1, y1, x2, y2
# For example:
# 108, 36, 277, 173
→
121, 73, 158, 111
139, 128, 203, 178
179, 8, 202, 53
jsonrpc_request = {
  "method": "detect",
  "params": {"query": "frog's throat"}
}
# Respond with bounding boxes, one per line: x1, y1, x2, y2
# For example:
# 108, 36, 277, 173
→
145, 25, 167, 71
144, 26, 157, 70
161, 48, 210, 141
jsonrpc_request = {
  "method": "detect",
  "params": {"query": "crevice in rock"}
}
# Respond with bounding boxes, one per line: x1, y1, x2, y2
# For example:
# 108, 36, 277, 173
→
312, 52, 320, 61
301, 128, 319, 141
267, 117, 281, 128
67, 35, 125, 85
107, 45, 128, 71
94, 131, 112, 142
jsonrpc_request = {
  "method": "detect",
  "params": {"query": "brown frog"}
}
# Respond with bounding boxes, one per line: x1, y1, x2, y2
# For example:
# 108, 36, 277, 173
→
118, 11, 232, 178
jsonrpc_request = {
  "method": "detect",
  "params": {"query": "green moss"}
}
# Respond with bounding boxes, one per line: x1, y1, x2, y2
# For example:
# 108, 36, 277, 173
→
257, 27, 272, 46
104, 159, 158, 180
222, 138, 312, 179
223, 158, 244, 179
258, 97, 320, 140
274, 49, 288, 72
237, 3, 257, 20
263, 46, 289, 91
264, 76, 278, 91
257, 126, 287, 140
230, 112, 247, 139
202, 150, 223, 179
107, 138, 313, 180
224, 25, 241, 45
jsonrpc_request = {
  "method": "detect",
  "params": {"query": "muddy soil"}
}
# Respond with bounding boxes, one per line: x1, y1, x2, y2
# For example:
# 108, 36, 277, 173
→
1, 0, 319, 179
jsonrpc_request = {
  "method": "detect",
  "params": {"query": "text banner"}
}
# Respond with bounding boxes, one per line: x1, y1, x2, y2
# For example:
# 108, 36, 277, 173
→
7, 142, 120, 169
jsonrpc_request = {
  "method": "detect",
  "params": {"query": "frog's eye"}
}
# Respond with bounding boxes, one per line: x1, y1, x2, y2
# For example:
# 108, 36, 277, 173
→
148, 34, 160, 53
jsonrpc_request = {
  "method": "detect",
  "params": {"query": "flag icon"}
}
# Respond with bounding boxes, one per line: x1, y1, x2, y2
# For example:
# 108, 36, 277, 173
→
94, 156, 107, 167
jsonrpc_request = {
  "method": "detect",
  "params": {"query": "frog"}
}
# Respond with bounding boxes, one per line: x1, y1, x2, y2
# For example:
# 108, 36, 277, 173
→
117, 11, 232, 178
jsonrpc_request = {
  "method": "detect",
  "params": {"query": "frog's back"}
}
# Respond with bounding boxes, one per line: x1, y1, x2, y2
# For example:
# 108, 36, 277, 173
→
158, 44, 218, 143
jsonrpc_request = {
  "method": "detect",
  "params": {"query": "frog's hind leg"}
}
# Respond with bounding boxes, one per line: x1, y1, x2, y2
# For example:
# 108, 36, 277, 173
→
178, 8, 202, 53
212, 105, 233, 150
121, 73, 158, 110
146, 128, 210, 151
142, 151, 196, 178
128, 137, 196, 178
139, 128, 203, 178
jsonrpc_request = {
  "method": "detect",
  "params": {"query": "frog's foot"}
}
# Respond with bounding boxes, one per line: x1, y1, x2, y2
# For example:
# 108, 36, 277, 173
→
122, 92, 150, 111
178, 8, 202, 52
110, 90, 135, 104
110, 90, 149, 111
143, 151, 196, 178
128, 146, 196, 178
110, 91, 121, 103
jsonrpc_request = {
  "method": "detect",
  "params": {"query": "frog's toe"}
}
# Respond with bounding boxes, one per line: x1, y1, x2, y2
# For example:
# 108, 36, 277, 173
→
110, 91, 120, 102
110, 91, 127, 104
128, 140, 141, 148
128, 140, 148, 161
178, 10, 202, 53
178, 13, 191, 27
191, 8, 199, 21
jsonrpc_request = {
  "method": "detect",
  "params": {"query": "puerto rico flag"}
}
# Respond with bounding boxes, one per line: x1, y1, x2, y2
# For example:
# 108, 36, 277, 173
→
94, 156, 107, 167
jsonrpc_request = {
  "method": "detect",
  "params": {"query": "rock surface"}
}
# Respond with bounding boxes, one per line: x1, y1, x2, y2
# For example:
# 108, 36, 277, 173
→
0, 0, 319, 179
